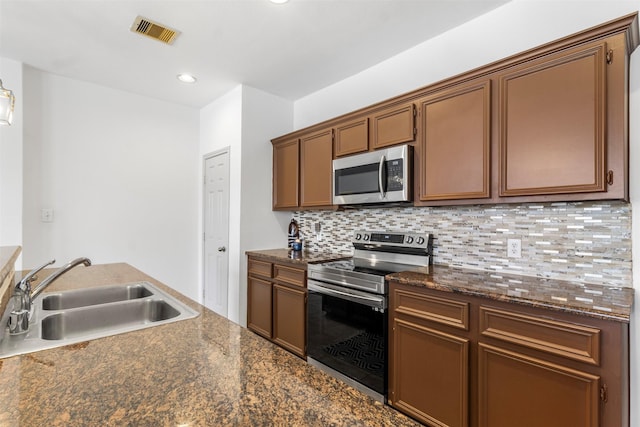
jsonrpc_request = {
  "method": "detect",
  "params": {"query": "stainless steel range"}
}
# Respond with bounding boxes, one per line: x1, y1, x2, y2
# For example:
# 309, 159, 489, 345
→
307, 230, 431, 402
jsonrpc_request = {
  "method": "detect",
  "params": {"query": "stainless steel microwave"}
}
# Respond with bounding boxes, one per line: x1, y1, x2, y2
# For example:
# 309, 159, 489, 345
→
333, 144, 413, 206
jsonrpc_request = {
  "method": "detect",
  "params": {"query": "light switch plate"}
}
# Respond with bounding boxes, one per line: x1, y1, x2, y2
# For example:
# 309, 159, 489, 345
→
41, 208, 54, 223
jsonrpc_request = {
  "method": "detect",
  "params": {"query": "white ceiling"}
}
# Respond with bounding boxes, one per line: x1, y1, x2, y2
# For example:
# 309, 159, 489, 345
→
0, 0, 509, 108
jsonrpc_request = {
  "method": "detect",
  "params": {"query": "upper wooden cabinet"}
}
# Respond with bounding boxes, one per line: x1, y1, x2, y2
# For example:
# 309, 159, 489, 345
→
334, 117, 369, 157
271, 14, 638, 209
498, 40, 608, 197
418, 79, 491, 202
272, 128, 334, 210
272, 138, 299, 210
371, 102, 416, 150
300, 128, 334, 207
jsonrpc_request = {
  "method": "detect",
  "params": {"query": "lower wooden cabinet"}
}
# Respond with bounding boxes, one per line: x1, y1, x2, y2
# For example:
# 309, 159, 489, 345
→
478, 343, 600, 427
390, 318, 469, 427
247, 256, 307, 358
388, 281, 629, 427
272, 283, 306, 357
247, 276, 272, 339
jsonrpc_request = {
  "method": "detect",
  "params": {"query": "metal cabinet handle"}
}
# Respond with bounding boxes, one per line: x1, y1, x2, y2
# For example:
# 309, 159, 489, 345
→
218, 247, 226, 252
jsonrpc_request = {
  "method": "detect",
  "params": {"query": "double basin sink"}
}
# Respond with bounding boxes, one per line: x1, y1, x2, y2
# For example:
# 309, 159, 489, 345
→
0, 281, 199, 358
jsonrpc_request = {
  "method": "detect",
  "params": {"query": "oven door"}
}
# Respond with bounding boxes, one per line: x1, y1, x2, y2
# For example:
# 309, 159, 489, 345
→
307, 279, 387, 399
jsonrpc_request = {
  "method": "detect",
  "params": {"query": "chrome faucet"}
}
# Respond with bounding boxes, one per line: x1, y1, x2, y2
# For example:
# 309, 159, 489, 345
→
8, 257, 92, 335
31, 257, 92, 299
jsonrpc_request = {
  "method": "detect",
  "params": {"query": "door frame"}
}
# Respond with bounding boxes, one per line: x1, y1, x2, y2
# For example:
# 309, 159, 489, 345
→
202, 147, 231, 311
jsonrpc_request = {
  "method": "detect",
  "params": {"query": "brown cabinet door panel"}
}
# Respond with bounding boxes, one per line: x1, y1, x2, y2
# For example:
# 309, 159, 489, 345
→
478, 343, 600, 427
390, 318, 469, 427
419, 80, 491, 201
371, 103, 416, 149
300, 128, 333, 207
272, 284, 306, 358
335, 117, 369, 157
499, 41, 607, 196
247, 277, 272, 339
272, 138, 299, 209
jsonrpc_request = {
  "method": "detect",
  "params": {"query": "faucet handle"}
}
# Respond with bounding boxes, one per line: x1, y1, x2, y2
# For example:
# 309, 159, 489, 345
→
16, 259, 56, 293
8, 291, 30, 334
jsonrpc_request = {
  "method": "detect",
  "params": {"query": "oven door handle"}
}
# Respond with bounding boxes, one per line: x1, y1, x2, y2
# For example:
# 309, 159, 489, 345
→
308, 280, 385, 310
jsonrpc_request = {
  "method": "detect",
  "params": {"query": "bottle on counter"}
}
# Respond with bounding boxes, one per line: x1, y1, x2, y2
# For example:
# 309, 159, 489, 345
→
288, 218, 299, 249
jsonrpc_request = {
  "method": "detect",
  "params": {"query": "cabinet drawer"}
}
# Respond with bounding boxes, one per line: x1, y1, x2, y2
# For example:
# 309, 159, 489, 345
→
273, 264, 306, 288
248, 258, 272, 279
480, 306, 601, 365
394, 288, 469, 331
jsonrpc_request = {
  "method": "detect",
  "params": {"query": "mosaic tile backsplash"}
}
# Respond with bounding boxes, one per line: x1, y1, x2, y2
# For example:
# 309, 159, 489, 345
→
294, 201, 632, 288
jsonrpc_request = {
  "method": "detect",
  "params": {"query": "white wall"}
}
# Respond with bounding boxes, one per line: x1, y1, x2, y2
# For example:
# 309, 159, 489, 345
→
238, 85, 293, 326
295, 1, 640, 128
22, 67, 201, 300
293, 2, 640, 425
0, 57, 23, 269
199, 85, 293, 326
199, 85, 243, 321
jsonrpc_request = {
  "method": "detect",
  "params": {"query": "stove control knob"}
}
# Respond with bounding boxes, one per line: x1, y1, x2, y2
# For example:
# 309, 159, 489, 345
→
406, 236, 414, 244
355, 233, 362, 240
416, 237, 425, 245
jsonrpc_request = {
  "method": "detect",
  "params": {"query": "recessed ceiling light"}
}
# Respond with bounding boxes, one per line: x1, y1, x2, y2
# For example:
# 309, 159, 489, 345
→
270, 0, 289, 4
177, 73, 197, 84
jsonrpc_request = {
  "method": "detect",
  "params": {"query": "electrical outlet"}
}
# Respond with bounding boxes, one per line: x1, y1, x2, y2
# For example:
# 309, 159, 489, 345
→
507, 238, 521, 258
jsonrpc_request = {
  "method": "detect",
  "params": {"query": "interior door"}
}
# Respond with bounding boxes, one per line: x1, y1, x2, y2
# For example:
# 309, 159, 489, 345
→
203, 149, 230, 317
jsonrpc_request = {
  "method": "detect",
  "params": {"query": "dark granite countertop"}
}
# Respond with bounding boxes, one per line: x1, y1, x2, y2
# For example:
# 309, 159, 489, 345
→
0, 263, 419, 426
246, 248, 350, 265
247, 249, 633, 322
388, 265, 634, 322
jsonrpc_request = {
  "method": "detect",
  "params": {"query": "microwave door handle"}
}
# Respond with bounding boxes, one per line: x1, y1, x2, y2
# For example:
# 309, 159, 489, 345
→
378, 155, 386, 198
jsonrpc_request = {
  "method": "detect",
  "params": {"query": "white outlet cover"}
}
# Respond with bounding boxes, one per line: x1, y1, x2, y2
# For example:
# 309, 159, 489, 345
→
507, 238, 521, 258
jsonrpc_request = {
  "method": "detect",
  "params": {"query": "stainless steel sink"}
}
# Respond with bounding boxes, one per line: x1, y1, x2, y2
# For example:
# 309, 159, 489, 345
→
42, 283, 153, 310
41, 299, 181, 340
0, 281, 199, 358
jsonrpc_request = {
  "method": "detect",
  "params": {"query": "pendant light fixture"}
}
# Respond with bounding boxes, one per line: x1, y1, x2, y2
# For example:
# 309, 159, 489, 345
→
0, 79, 16, 126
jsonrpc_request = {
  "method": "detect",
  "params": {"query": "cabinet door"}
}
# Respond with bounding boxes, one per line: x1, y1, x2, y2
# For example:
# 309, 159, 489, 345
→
272, 138, 299, 209
272, 284, 306, 358
247, 276, 273, 339
371, 103, 416, 149
419, 80, 491, 201
300, 128, 334, 207
478, 343, 600, 427
389, 318, 469, 427
335, 117, 369, 157
499, 41, 607, 196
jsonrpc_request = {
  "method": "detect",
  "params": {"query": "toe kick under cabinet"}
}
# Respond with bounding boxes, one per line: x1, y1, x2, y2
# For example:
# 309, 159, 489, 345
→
388, 281, 629, 427
247, 256, 307, 358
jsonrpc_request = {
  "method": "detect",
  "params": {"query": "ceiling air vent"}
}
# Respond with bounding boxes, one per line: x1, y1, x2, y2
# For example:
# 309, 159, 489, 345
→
131, 16, 180, 45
